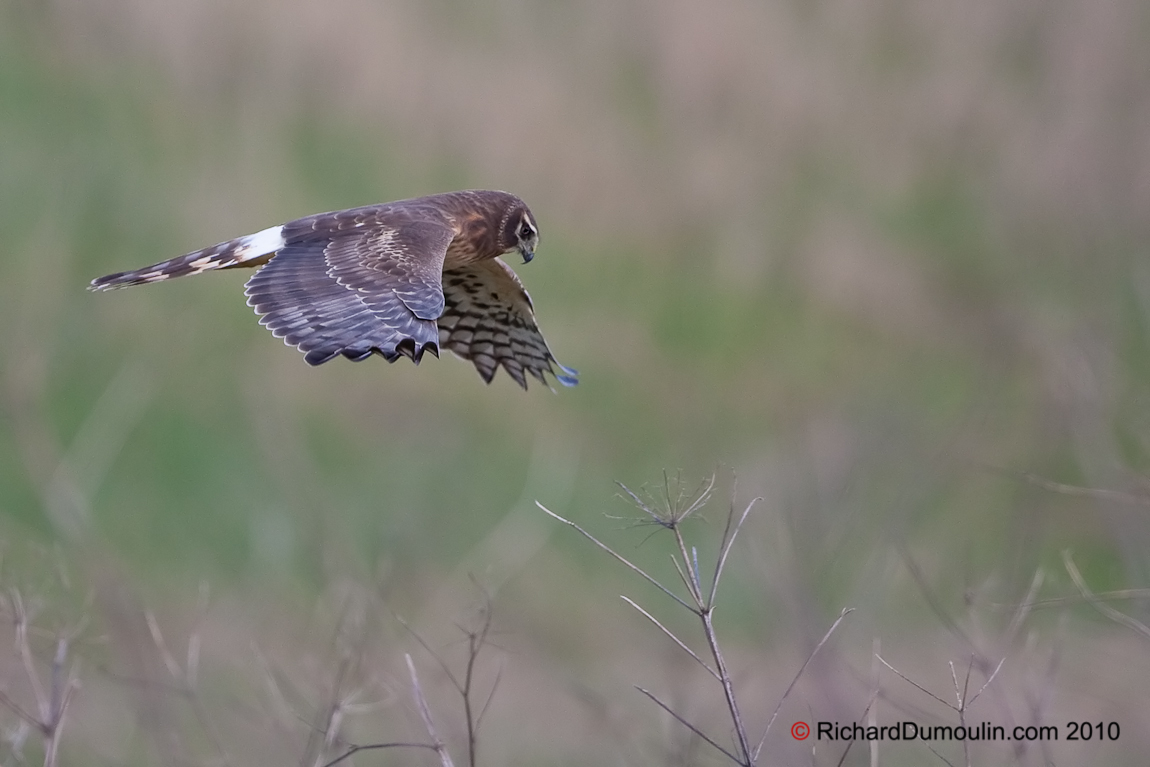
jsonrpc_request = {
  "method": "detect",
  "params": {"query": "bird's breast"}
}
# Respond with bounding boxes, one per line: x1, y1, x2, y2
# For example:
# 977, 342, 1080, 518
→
443, 216, 497, 269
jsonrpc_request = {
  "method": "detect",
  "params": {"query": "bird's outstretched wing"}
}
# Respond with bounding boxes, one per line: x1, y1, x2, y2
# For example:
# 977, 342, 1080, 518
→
438, 259, 577, 389
243, 207, 455, 365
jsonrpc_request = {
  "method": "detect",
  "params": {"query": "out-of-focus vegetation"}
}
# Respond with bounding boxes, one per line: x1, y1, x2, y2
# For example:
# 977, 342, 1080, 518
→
1, 0, 1149, 764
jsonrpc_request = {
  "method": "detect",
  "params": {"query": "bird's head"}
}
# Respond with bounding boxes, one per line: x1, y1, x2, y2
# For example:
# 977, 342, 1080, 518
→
501, 204, 539, 264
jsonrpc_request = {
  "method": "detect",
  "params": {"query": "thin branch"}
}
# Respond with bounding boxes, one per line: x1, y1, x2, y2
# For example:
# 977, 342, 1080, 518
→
142, 610, 234, 767
615, 482, 665, 526
1004, 569, 1044, 643
537, 503, 693, 611
898, 548, 972, 647
0, 689, 41, 732
993, 588, 1150, 611
708, 498, 759, 609
1018, 472, 1150, 508
967, 656, 1005, 708
400, 602, 496, 767
320, 741, 442, 767
834, 698, 873, 767
41, 673, 77, 767
669, 556, 697, 607
700, 610, 751, 764
12, 592, 49, 723
927, 745, 958, 767
635, 686, 742, 765
406, 655, 454, 767
461, 608, 494, 767
874, 655, 955, 710
755, 608, 854, 761
950, 659, 971, 767
303, 656, 350, 767
475, 656, 504, 730
620, 596, 720, 680
1062, 550, 1150, 641
48, 639, 67, 727
948, 660, 964, 711
671, 528, 703, 606
144, 611, 183, 681
394, 615, 463, 697
252, 642, 296, 729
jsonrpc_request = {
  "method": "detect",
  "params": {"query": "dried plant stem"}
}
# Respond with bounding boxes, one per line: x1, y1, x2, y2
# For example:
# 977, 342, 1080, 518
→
143, 608, 233, 767
1063, 550, 1150, 641
407, 654, 455, 767
1015, 471, 1150, 508
635, 686, 742, 763
0, 591, 81, 767
875, 652, 1005, 767
397, 596, 498, 767
702, 607, 751, 763
620, 596, 719, 680
543, 477, 849, 766
321, 741, 445, 767
754, 607, 854, 762
536, 502, 693, 611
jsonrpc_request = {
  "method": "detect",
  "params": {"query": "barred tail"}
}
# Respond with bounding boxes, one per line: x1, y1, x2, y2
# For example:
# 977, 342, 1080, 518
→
89, 225, 286, 291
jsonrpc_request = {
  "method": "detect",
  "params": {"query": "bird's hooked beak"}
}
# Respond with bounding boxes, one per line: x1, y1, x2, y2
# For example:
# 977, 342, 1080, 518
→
520, 245, 534, 264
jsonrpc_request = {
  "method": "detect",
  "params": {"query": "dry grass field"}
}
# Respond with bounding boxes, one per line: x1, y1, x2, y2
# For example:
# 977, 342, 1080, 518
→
1, 0, 1149, 764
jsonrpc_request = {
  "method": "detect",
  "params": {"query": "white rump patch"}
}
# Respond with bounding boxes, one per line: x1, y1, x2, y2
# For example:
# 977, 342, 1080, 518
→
237, 225, 285, 262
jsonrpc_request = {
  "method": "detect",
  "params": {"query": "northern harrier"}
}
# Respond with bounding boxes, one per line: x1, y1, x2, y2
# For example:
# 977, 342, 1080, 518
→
91, 190, 577, 389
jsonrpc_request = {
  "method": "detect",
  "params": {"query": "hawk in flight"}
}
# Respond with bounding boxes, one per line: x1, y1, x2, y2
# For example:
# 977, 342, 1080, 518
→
91, 190, 577, 390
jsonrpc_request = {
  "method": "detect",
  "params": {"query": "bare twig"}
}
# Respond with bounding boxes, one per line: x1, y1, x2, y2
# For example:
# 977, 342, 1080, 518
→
992, 588, 1150, 611
546, 476, 847, 767
396, 614, 462, 691
144, 610, 183, 681
927, 745, 959, 767
967, 657, 1006, 709
407, 654, 454, 767
12, 592, 49, 724
0, 595, 82, 767
537, 502, 693, 611
708, 497, 759, 609
320, 741, 444, 767
1063, 550, 1150, 641
398, 595, 498, 767
700, 607, 751, 763
754, 607, 854, 761
876, 650, 1004, 767
0, 688, 41, 731
875, 655, 954, 710
898, 548, 972, 647
475, 656, 504, 730
620, 596, 720, 680
833, 698, 874, 767
949, 659, 972, 767
544, 475, 861, 766
635, 686, 742, 764
1017, 472, 1150, 508
460, 605, 493, 767
1003, 569, 1044, 643
252, 642, 296, 729
143, 607, 233, 767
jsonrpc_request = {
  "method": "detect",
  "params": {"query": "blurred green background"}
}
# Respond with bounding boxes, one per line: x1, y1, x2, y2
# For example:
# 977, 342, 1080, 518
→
1, 0, 1149, 764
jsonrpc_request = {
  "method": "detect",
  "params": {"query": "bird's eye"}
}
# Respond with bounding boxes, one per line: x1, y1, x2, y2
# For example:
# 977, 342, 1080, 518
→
519, 223, 534, 239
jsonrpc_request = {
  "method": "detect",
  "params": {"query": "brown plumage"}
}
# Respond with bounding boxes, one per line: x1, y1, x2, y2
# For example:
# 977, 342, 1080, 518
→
90, 190, 577, 389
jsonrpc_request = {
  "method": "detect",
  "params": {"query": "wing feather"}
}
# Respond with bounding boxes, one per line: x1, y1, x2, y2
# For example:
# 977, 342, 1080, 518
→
438, 259, 577, 389
244, 208, 455, 365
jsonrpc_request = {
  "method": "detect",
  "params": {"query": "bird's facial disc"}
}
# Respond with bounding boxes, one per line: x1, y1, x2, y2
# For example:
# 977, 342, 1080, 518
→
514, 213, 539, 263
